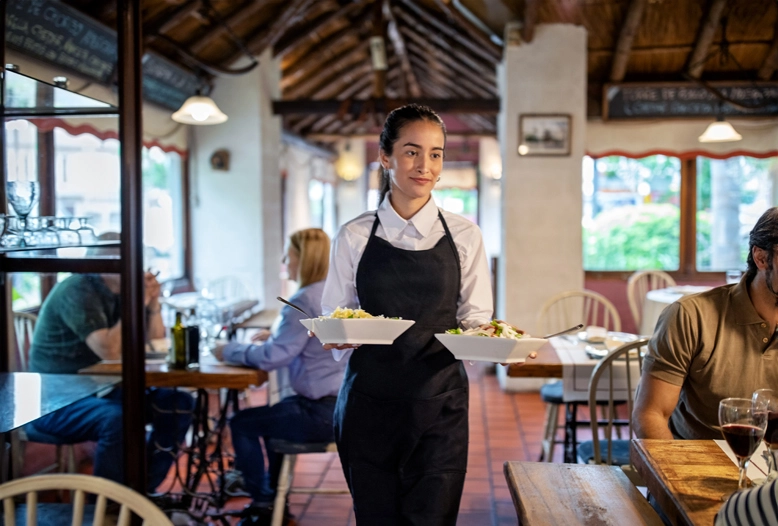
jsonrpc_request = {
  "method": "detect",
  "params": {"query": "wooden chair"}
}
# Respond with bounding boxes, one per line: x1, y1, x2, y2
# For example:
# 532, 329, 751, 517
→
537, 290, 621, 462
0, 473, 173, 525
626, 270, 676, 333
578, 338, 650, 485
10, 312, 77, 480
267, 439, 350, 526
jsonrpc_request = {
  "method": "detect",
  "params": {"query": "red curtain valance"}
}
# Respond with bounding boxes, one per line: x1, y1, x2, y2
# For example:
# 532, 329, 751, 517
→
585, 148, 778, 160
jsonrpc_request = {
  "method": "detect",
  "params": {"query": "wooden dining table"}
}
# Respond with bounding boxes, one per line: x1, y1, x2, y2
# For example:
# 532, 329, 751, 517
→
631, 439, 738, 526
506, 340, 563, 378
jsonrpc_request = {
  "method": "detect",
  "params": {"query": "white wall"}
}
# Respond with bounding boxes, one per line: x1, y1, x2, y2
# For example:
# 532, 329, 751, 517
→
587, 118, 778, 158
499, 24, 587, 333
191, 51, 282, 309
479, 137, 502, 258
335, 138, 368, 227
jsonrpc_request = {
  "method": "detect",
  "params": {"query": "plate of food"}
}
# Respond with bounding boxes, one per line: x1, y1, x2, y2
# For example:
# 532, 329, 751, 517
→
435, 321, 547, 364
584, 332, 641, 359
577, 325, 608, 343
300, 307, 415, 345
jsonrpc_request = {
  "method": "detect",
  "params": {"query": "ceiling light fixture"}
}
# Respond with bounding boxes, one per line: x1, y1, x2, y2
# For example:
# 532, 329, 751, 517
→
698, 117, 742, 143
172, 95, 228, 125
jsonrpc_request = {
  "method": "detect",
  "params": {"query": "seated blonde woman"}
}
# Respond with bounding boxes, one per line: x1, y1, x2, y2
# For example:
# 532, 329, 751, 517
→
213, 228, 349, 525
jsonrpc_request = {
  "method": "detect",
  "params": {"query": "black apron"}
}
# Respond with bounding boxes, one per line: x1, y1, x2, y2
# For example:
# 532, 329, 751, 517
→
334, 211, 468, 526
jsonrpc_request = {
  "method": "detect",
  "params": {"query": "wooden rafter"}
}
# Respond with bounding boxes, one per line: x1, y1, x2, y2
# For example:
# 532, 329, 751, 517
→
275, 0, 372, 58
292, 74, 374, 133
686, 0, 728, 79
759, 17, 778, 80
384, 0, 421, 97
188, 0, 265, 55
310, 62, 376, 100
395, 0, 499, 64
372, 0, 388, 98
281, 33, 360, 90
407, 46, 488, 98
285, 41, 371, 99
522, 0, 540, 43
144, 0, 202, 38
610, 0, 648, 82
434, 0, 502, 59
394, 7, 497, 79
226, 0, 313, 63
405, 39, 496, 96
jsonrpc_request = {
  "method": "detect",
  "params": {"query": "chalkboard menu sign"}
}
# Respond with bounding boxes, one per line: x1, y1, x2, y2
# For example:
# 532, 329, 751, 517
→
6, 0, 200, 111
604, 82, 778, 120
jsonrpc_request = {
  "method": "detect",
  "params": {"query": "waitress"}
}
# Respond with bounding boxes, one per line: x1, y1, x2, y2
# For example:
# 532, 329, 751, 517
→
322, 104, 493, 524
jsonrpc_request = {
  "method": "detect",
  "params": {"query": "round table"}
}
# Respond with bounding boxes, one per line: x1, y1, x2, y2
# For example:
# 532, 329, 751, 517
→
639, 285, 712, 335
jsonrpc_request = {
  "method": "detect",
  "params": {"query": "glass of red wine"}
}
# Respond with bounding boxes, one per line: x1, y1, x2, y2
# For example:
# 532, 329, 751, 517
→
753, 389, 778, 481
719, 397, 767, 490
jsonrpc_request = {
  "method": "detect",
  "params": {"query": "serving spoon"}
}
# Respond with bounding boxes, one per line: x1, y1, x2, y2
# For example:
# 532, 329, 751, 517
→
542, 323, 584, 340
277, 296, 312, 318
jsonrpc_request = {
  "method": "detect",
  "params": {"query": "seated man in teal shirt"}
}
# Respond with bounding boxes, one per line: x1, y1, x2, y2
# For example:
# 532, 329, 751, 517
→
28, 250, 193, 490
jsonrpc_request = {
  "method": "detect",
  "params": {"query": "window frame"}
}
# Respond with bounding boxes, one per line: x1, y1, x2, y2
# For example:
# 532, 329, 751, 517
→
585, 156, 729, 283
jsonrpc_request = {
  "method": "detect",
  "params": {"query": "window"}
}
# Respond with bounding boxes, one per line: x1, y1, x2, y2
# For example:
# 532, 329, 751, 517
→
583, 155, 681, 271
696, 156, 777, 271
54, 127, 186, 280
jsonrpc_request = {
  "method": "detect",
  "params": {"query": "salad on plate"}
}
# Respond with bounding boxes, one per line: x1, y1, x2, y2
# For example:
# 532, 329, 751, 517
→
446, 320, 526, 339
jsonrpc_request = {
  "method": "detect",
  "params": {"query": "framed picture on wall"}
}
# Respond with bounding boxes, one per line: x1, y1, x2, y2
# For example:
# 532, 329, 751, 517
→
518, 114, 571, 156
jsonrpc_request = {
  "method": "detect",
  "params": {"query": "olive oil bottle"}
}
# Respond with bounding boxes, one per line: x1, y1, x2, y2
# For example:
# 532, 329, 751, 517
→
170, 311, 187, 369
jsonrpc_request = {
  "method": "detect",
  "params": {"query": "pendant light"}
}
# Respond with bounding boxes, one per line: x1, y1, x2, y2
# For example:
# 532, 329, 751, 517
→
172, 95, 228, 125
698, 117, 742, 143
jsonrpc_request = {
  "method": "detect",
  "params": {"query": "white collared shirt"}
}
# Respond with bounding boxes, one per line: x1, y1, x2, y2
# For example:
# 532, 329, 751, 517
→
322, 196, 493, 329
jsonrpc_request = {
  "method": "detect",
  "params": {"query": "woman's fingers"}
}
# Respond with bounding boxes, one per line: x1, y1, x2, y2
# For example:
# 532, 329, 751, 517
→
322, 343, 360, 351
499, 352, 537, 367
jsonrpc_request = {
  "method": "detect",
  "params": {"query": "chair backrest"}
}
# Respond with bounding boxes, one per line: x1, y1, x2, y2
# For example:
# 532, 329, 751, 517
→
588, 338, 650, 465
12, 312, 37, 372
626, 271, 676, 331
537, 290, 621, 335
0, 473, 173, 525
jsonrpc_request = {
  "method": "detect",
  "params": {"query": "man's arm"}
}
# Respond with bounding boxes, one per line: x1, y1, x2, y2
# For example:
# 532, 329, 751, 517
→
633, 373, 682, 439
146, 301, 165, 340
85, 320, 122, 360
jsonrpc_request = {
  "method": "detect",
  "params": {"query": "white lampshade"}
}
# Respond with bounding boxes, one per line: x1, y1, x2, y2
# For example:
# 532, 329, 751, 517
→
172, 95, 228, 125
698, 119, 742, 143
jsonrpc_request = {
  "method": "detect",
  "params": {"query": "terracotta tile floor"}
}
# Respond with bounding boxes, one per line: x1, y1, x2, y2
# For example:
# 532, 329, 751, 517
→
21, 364, 583, 525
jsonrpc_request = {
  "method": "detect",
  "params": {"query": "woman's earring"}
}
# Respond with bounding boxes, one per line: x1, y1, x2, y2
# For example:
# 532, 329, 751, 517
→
437, 176, 441, 182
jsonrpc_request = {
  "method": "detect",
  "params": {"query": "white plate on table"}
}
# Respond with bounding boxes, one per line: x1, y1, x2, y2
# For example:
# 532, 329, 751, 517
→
299, 318, 415, 345
435, 334, 548, 364
584, 332, 640, 359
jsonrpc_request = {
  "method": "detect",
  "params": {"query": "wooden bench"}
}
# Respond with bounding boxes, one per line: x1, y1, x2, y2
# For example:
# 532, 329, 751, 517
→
504, 461, 663, 525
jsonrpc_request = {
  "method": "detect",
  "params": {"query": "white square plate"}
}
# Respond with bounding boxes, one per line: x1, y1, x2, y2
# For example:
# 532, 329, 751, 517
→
299, 318, 415, 345
435, 334, 548, 363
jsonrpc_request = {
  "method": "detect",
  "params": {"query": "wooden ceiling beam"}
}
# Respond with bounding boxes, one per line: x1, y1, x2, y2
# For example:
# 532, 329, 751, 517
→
188, 0, 264, 56
610, 0, 648, 82
273, 98, 501, 116
686, 0, 728, 79
395, 8, 497, 79
283, 26, 362, 81
398, 24, 495, 83
275, 0, 372, 58
282, 33, 366, 90
310, 62, 376, 99
759, 17, 778, 80
384, 0, 421, 98
292, 74, 375, 133
435, 0, 502, 59
405, 40, 496, 96
285, 41, 371, 99
144, 0, 202, 39
522, 0, 540, 43
372, 0, 388, 98
407, 48, 487, 99
394, 0, 500, 64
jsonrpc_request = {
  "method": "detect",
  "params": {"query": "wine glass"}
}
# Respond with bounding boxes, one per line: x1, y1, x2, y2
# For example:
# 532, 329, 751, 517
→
75, 217, 96, 244
7, 182, 39, 238
753, 389, 778, 481
719, 397, 767, 490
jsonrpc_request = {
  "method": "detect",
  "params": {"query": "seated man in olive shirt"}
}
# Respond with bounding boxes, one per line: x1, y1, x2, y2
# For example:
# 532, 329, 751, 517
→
28, 257, 193, 490
634, 207, 778, 439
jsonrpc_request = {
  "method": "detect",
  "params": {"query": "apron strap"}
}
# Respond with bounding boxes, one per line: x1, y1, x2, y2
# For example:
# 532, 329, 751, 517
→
437, 210, 461, 274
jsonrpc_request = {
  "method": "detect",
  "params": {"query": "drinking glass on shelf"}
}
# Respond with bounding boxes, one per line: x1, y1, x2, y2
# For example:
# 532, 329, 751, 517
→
54, 217, 80, 245
7, 181, 39, 236
753, 389, 778, 482
1, 216, 22, 248
719, 397, 767, 490
75, 217, 97, 244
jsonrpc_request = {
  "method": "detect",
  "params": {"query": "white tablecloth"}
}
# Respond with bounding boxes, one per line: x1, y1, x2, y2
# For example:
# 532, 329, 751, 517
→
554, 336, 642, 403
639, 285, 713, 335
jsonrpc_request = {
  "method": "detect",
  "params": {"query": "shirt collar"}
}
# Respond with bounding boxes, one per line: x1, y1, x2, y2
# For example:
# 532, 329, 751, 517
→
377, 196, 439, 239
732, 276, 765, 325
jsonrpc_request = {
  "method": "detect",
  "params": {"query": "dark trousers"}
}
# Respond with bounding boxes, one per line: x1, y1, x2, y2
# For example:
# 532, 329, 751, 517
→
31, 387, 194, 491
229, 394, 337, 503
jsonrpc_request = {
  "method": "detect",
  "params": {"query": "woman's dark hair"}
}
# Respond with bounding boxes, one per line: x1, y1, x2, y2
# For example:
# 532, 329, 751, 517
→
746, 207, 778, 281
377, 104, 447, 204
